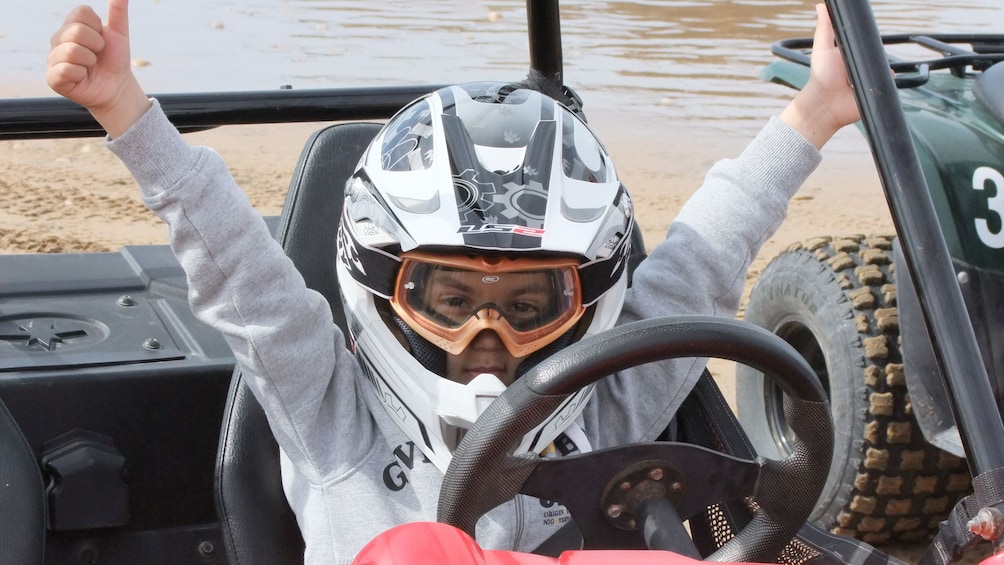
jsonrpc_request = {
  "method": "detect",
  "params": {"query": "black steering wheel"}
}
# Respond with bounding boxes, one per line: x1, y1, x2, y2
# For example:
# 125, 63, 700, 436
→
437, 315, 833, 562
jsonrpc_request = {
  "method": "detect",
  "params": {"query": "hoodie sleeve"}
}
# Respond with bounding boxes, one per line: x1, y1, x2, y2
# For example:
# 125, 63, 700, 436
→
585, 116, 822, 448
107, 100, 373, 481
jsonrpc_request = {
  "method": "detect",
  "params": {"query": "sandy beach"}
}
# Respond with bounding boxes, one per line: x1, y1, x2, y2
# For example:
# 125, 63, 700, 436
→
0, 104, 894, 301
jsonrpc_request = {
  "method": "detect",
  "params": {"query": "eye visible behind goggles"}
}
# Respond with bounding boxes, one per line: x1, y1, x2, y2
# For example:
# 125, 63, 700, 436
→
390, 252, 585, 358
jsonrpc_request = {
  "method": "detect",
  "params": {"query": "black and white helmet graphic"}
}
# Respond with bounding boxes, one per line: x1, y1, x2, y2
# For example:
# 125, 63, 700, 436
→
336, 82, 635, 471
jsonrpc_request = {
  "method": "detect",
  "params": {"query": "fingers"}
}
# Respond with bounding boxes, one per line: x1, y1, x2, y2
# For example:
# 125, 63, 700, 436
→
50, 5, 103, 50
106, 0, 129, 40
812, 3, 836, 53
47, 42, 97, 85
49, 5, 106, 67
47, 6, 106, 95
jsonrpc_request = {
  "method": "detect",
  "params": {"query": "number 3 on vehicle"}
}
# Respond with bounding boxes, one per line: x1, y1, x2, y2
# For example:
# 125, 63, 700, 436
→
973, 165, 1004, 249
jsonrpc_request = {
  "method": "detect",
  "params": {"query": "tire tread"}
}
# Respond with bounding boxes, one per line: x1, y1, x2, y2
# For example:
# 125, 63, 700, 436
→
800, 235, 969, 544
746, 234, 971, 545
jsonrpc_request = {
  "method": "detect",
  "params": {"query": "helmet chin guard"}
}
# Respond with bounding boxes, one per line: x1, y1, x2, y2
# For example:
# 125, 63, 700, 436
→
437, 374, 507, 450
337, 81, 633, 472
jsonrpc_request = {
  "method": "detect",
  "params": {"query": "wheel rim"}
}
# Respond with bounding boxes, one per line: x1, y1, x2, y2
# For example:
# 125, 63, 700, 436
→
764, 320, 831, 457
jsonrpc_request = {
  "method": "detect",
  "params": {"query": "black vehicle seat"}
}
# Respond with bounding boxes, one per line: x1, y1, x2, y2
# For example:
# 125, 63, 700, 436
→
0, 395, 45, 564
214, 122, 382, 565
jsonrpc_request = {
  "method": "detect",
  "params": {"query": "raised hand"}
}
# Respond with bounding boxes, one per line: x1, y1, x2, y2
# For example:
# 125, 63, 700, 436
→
780, 3, 861, 149
46, 0, 151, 138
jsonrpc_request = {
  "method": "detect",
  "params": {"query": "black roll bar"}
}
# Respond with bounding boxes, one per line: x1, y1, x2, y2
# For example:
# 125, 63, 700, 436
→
526, 0, 564, 88
0, 86, 445, 140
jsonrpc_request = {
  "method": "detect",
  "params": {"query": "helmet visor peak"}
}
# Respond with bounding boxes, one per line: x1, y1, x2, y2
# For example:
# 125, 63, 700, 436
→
391, 252, 584, 358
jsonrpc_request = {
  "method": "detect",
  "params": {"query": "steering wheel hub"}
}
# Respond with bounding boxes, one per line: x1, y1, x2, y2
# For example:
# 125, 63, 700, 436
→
601, 460, 685, 531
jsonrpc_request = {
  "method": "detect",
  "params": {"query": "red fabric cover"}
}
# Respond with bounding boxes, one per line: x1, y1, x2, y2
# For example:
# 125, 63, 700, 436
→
352, 521, 757, 565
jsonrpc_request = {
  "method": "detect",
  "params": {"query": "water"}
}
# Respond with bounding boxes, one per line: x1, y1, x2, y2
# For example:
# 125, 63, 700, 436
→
3, 0, 1002, 139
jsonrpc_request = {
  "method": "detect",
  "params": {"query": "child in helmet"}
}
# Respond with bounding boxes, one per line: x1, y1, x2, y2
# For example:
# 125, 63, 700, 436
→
47, 1, 859, 563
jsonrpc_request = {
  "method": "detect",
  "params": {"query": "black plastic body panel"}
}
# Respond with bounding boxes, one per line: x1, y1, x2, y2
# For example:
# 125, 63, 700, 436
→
0, 243, 240, 564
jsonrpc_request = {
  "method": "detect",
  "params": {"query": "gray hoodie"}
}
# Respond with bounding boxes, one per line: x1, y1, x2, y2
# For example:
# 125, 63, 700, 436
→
108, 100, 821, 564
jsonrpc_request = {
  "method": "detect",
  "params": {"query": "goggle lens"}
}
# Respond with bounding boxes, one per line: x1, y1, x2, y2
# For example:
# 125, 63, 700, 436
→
391, 254, 584, 357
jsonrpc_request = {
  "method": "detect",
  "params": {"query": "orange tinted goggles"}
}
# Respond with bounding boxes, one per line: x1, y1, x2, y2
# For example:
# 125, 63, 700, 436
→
390, 252, 585, 358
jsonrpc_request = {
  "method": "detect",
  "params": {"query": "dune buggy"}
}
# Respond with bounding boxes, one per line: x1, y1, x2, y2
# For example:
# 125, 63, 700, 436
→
2, 1, 1004, 565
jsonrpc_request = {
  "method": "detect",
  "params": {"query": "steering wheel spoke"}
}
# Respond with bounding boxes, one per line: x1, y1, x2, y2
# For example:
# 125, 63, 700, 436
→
520, 442, 760, 551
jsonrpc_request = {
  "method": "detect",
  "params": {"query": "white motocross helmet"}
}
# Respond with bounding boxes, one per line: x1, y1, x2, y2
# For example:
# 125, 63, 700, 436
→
336, 82, 635, 472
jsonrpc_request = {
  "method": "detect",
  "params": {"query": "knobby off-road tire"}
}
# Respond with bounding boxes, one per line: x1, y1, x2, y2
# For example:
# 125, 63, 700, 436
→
736, 235, 971, 545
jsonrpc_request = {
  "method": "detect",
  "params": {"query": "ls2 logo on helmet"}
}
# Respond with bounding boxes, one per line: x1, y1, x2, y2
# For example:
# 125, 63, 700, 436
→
457, 224, 545, 237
